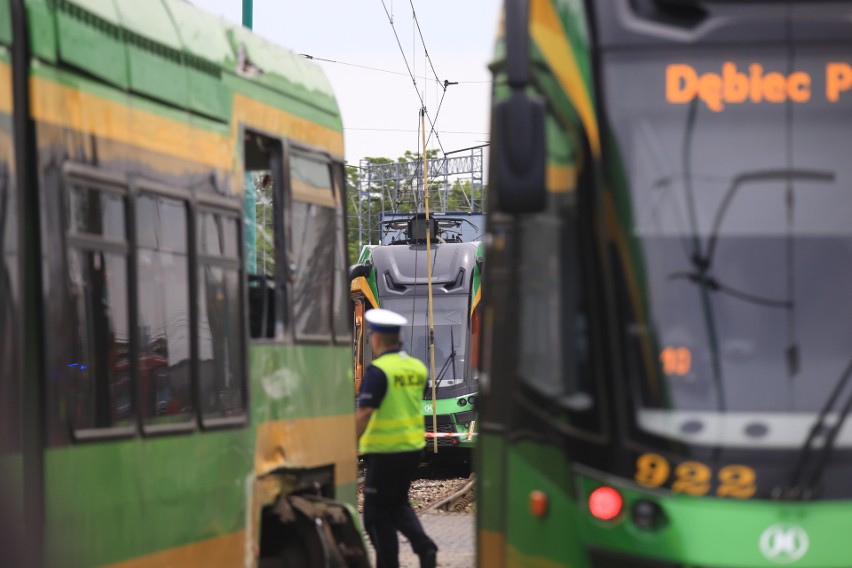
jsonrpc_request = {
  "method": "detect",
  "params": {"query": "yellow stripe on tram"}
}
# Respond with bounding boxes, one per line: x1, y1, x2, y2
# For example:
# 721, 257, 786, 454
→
29, 75, 232, 170
478, 529, 505, 568
104, 531, 245, 568
530, 0, 601, 157
255, 414, 358, 485
470, 285, 482, 318
27, 74, 344, 181
351, 276, 380, 310
232, 93, 344, 160
547, 163, 577, 194
0, 62, 11, 115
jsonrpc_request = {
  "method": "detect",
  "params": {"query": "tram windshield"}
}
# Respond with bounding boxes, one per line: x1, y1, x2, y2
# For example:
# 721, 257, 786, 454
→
382, 296, 469, 390
604, 47, 852, 450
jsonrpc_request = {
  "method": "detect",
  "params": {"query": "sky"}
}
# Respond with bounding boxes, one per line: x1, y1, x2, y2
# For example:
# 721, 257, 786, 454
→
190, 0, 502, 167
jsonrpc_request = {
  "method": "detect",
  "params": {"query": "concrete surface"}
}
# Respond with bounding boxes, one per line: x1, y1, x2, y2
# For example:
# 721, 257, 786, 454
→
366, 512, 475, 568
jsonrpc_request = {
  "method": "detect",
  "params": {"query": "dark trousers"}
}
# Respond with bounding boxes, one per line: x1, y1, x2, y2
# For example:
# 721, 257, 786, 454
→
363, 450, 437, 568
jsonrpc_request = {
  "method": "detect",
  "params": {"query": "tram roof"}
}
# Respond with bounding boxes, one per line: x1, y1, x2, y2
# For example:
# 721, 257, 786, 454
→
18, 0, 340, 125
368, 242, 481, 295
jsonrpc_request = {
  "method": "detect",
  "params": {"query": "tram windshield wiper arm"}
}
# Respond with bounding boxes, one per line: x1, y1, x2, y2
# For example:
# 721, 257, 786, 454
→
433, 328, 458, 388
697, 169, 833, 271
668, 271, 792, 309
780, 358, 852, 500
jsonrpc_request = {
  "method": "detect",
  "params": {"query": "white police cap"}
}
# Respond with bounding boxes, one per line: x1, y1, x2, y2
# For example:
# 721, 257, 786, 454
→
365, 308, 407, 332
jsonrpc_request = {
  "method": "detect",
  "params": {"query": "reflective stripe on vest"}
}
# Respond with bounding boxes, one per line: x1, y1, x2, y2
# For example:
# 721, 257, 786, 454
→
359, 351, 428, 454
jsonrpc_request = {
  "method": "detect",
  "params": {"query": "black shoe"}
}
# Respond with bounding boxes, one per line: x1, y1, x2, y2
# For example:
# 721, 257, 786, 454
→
418, 548, 437, 568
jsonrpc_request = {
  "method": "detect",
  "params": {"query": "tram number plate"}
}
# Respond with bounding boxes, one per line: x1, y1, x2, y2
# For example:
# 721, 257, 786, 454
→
634, 453, 757, 499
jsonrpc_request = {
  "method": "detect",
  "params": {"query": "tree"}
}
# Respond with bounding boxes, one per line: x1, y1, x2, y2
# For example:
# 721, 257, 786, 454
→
345, 164, 377, 264
252, 172, 275, 276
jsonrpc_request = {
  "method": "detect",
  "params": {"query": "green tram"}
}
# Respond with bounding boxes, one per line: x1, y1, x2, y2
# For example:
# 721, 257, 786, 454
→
479, 0, 852, 566
350, 215, 483, 455
0, 0, 366, 566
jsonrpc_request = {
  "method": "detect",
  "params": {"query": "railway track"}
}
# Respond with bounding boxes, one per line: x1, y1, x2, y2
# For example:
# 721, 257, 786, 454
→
357, 461, 476, 514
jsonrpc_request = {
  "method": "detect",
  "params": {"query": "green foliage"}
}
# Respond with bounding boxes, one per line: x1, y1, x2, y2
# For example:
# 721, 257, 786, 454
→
346, 164, 374, 264
251, 171, 276, 276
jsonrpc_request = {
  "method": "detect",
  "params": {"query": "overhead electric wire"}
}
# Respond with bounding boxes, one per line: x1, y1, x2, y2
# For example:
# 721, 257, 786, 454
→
299, 54, 409, 78
408, 0, 441, 86
416, 106, 422, 165
425, 88, 447, 149
379, 0, 450, 156
407, 0, 452, 153
300, 53, 488, 87
425, 108, 446, 156
344, 128, 487, 134
379, 0, 424, 106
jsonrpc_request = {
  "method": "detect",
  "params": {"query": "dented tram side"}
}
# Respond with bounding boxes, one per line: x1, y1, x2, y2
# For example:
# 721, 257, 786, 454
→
0, 1, 366, 566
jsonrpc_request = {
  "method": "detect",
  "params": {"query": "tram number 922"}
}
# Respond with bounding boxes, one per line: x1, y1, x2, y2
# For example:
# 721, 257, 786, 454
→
635, 453, 757, 499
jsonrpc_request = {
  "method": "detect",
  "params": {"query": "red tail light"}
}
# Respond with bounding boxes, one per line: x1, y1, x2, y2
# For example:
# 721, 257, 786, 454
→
588, 486, 623, 521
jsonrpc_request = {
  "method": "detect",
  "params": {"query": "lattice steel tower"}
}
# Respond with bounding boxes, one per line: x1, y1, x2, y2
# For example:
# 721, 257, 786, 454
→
349, 145, 485, 249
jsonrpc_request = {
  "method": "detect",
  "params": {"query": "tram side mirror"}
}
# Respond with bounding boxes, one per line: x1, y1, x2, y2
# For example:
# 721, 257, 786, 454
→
349, 263, 372, 282
491, 90, 547, 213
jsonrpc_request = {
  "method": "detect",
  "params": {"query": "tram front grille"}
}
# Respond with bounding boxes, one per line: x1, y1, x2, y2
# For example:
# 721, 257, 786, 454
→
424, 420, 457, 447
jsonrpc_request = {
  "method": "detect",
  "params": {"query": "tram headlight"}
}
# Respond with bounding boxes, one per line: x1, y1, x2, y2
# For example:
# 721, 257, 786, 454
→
457, 397, 468, 407
631, 500, 665, 531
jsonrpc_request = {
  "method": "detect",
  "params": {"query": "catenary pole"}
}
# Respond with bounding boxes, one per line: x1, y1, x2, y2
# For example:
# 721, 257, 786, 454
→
242, 0, 253, 29
422, 108, 438, 454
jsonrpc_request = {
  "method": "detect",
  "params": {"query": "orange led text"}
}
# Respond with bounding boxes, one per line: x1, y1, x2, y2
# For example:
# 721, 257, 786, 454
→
660, 346, 692, 377
666, 63, 811, 112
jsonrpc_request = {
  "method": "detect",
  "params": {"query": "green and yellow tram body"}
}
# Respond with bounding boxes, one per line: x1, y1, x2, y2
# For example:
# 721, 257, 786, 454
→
480, 1, 852, 566
1, 0, 364, 566
350, 217, 483, 453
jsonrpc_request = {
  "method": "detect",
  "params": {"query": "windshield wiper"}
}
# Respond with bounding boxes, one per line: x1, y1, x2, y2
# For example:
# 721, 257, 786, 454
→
432, 327, 458, 389
701, 169, 833, 270
778, 358, 852, 500
671, 167, 835, 408
671, 169, 833, 310
668, 271, 792, 309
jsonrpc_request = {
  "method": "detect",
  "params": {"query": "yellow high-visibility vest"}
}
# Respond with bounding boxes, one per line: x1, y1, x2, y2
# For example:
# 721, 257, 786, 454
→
359, 351, 427, 454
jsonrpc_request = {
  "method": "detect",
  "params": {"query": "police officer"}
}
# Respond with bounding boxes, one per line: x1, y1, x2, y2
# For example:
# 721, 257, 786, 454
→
356, 309, 438, 568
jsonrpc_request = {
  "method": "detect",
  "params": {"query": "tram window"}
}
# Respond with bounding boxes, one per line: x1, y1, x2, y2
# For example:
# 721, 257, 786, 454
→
517, 176, 599, 433
197, 211, 245, 422
136, 193, 193, 427
332, 227, 349, 341
290, 152, 335, 342
0, 159, 21, 451
68, 186, 125, 239
65, 184, 133, 431
291, 201, 335, 340
331, 163, 350, 342
519, 216, 564, 395
244, 132, 283, 340
199, 211, 240, 258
